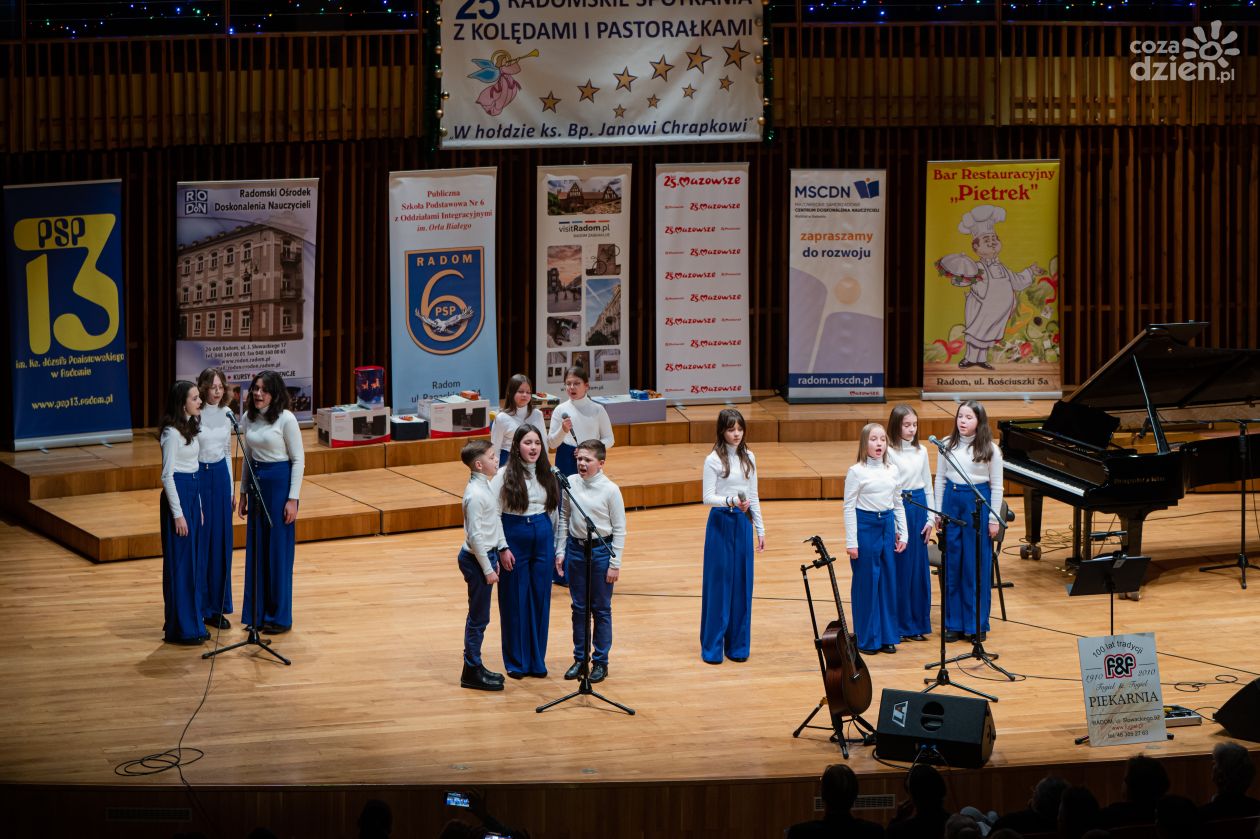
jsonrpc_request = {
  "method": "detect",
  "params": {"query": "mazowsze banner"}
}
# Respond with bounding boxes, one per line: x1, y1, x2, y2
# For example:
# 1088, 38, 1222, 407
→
922, 160, 1061, 399
1077, 633, 1167, 747
655, 163, 750, 404
439, 0, 763, 148
175, 179, 318, 421
787, 169, 887, 403
389, 168, 500, 411
4, 180, 132, 450
535, 165, 631, 396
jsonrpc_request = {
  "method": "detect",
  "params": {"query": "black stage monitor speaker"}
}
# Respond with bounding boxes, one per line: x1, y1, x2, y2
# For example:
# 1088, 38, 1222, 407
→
1216, 678, 1260, 742
874, 689, 996, 768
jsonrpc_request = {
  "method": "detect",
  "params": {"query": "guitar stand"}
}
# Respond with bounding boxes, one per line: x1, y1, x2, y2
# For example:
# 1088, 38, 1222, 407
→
794, 701, 876, 759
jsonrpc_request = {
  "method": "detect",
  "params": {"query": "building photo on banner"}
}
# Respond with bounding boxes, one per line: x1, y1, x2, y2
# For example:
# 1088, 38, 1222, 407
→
174, 178, 319, 421
438, 0, 764, 148
535, 164, 631, 396
787, 169, 887, 403
655, 163, 752, 404
389, 167, 500, 413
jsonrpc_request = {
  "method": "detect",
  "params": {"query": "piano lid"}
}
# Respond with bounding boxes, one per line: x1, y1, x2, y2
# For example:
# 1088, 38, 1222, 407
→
1069, 322, 1260, 413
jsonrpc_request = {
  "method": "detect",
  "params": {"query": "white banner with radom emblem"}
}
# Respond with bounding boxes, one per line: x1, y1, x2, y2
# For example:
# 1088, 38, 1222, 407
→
175, 178, 318, 421
389, 168, 499, 412
535, 164, 632, 396
439, 0, 763, 149
655, 163, 750, 404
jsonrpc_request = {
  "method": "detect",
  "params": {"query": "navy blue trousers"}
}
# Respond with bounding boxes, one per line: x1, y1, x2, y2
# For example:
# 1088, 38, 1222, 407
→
895, 488, 932, 637
700, 507, 754, 663
161, 471, 205, 642
851, 508, 900, 651
498, 449, 510, 468
550, 442, 577, 585
457, 548, 500, 667
499, 512, 554, 676
565, 535, 614, 664
942, 480, 993, 634
242, 460, 296, 629
198, 458, 234, 617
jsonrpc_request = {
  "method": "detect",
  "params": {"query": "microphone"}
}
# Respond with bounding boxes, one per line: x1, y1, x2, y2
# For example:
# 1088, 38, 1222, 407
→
226, 409, 240, 431
560, 411, 580, 446
927, 434, 945, 448
737, 490, 747, 504
550, 465, 571, 488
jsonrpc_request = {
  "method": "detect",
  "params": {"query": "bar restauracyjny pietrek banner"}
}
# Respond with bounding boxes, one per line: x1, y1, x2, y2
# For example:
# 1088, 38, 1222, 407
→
922, 160, 1062, 399
787, 169, 887, 403
439, 0, 764, 148
536, 164, 631, 396
175, 178, 319, 421
655, 163, 751, 404
4, 180, 132, 450
389, 168, 500, 411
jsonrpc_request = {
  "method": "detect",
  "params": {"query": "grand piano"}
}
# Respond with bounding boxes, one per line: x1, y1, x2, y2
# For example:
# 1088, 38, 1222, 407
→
1000, 322, 1260, 563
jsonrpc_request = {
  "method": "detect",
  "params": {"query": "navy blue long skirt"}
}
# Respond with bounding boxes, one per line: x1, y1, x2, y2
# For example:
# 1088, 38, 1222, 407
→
198, 458, 234, 617
242, 460, 296, 629
161, 471, 205, 642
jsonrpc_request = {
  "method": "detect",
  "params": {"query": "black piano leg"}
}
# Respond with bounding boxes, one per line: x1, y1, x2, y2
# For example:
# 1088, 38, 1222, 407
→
1019, 491, 1043, 561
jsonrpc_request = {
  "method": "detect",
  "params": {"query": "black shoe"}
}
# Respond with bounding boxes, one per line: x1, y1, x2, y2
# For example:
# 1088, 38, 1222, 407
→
858, 647, 880, 655
460, 663, 504, 692
166, 635, 207, 646
589, 662, 607, 683
564, 660, 582, 680
903, 634, 927, 642
943, 630, 962, 643
478, 665, 505, 683
262, 624, 290, 635
969, 632, 988, 643
506, 671, 527, 680
703, 658, 722, 665
880, 644, 897, 654
527, 671, 548, 679
204, 614, 230, 630
728, 656, 748, 663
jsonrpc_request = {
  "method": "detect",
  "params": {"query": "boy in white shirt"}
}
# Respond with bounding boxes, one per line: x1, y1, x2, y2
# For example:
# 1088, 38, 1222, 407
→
457, 439, 515, 691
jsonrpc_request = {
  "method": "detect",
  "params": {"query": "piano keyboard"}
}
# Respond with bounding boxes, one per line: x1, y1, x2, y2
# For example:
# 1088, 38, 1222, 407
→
1004, 460, 1088, 497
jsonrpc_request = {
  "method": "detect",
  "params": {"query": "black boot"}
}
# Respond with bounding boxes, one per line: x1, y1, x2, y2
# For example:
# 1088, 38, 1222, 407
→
461, 662, 504, 691
479, 664, 505, 683
564, 659, 583, 680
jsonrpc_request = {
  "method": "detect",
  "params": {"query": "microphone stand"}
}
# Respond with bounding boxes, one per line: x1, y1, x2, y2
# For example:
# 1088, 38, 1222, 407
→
204, 414, 291, 665
906, 493, 995, 701
930, 437, 1014, 683
1198, 418, 1259, 589
537, 470, 633, 715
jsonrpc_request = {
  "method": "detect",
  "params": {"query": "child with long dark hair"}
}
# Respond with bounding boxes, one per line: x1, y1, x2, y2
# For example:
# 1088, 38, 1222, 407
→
886, 405, 934, 642
491, 373, 546, 468
196, 366, 235, 630
700, 409, 766, 664
933, 400, 1003, 642
490, 425, 561, 678
844, 422, 908, 655
158, 380, 207, 645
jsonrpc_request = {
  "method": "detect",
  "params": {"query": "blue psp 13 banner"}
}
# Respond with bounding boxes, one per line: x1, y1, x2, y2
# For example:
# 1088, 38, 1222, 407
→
4, 180, 132, 450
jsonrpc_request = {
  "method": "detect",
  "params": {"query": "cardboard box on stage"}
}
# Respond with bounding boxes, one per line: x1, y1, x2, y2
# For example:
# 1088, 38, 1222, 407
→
315, 404, 391, 448
389, 414, 430, 441
424, 395, 490, 438
593, 394, 667, 425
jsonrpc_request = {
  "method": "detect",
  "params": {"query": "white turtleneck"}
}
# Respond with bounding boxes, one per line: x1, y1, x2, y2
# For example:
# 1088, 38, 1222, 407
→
547, 395, 614, 451
933, 434, 1004, 525
491, 406, 546, 455
197, 403, 235, 487
843, 456, 909, 550
701, 445, 765, 537
489, 460, 551, 516
160, 425, 200, 519
887, 439, 934, 509
554, 469, 626, 568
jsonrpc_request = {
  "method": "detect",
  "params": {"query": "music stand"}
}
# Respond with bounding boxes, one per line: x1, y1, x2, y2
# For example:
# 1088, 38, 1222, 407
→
1068, 552, 1149, 636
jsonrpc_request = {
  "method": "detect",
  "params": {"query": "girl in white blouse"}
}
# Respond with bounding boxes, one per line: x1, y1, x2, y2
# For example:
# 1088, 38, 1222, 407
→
491, 373, 546, 468
843, 422, 908, 655
547, 366, 614, 477
933, 400, 1003, 643
237, 371, 305, 633
700, 409, 765, 664
159, 380, 207, 645
886, 405, 935, 642
196, 367, 235, 630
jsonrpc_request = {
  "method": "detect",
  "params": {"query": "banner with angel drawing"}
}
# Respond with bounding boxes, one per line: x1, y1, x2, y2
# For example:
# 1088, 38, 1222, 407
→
389, 168, 500, 413
922, 160, 1062, 399
438, 0, 764, 149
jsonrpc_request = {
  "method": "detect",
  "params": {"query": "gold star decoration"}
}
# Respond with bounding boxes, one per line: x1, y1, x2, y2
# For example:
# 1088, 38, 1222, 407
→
578, 79, 600, 102
685, 46, 712, 73
723, 40, 750, 69
646, 94, 660, 109
540, 91, 561, 112
614, 66, 638, 92
718, 76, 734, 92
650, 55, 674, 82
613, 104, 626, 119
682, 84, 697, 99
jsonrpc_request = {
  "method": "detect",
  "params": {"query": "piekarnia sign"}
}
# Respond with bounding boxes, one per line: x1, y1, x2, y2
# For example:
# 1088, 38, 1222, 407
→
1076, 633, 1168, 747
439, 0, 764, 149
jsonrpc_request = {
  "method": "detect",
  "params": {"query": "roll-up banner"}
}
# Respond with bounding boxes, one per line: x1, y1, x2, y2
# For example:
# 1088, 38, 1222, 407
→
175, 178, 319, 421
787, 169, 886, 403
4, 180, 132, 450
389, 168, 500, 411
438, 0, 763, 149
923, 160, 1062, 399
535, 164, 631, 396
655, 163, 750, 404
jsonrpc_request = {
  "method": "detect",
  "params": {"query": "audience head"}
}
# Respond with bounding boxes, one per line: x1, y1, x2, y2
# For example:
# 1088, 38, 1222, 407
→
944, 812, 982, 839
1212, 741, 1256, 796
357, 798, 392, 838
819, 763, 859, 815
1058, 785, 1101, 839
1121, 754, 1170, 805
1155, 793, 1199, 839
905, 763, 947, 809
1031, 774, 1069, 819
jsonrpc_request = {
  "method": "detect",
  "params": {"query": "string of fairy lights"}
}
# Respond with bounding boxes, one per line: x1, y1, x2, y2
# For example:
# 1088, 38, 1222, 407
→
6, 1, 1255, 41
